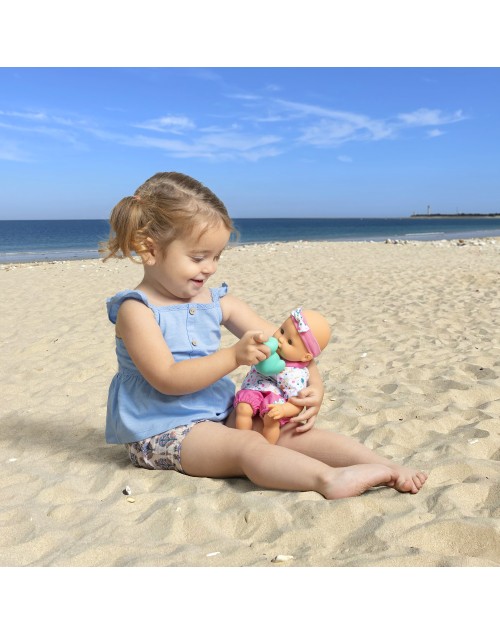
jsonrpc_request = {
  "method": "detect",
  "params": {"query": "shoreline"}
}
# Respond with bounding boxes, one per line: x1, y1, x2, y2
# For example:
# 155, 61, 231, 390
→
2, 232, 500, 266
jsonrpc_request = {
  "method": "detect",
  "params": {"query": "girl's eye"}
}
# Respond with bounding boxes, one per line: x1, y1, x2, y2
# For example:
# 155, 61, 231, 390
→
192, 257, 204, 263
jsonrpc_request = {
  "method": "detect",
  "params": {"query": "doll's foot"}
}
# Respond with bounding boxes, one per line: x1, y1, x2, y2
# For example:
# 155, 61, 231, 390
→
321, 464, 398, 500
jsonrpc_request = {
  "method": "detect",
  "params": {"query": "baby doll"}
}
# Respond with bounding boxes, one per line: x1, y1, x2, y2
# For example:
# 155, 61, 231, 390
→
234, 307, 331, 444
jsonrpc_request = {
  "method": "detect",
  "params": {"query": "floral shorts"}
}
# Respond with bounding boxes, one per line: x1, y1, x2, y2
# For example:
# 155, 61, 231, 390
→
126, 424, 194, 473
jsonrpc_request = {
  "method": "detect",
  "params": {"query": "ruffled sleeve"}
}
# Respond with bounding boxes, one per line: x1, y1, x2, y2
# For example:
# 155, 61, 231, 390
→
106, 290, 155, 324
211, 282, 228, 301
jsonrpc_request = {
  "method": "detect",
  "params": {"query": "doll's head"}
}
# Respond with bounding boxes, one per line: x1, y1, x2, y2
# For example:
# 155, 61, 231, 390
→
274, 307, 331, 363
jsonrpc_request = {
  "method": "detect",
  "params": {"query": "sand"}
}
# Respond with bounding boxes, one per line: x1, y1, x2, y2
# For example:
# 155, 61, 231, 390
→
1, 238, 499, 568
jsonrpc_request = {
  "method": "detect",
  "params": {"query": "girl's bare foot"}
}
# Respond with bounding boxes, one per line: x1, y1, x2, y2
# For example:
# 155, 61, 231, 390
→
321, 464, 399, 500
389, 466, 428, 494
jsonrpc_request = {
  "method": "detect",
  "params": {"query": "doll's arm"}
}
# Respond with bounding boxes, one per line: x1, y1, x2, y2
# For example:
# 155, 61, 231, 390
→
266, 401, 303, 420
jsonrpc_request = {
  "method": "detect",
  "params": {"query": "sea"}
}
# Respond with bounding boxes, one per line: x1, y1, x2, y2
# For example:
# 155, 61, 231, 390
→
1, 216, 500, 264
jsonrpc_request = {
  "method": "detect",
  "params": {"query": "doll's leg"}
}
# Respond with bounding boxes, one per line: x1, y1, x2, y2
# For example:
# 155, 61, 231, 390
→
276, 426, 427, 494
234, 389, 262, 431
235, 402, 255, 430
261, 413, 281, 445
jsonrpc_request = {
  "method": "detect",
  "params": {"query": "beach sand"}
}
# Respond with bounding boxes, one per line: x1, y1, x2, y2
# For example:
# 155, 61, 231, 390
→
1, 238, 499, 568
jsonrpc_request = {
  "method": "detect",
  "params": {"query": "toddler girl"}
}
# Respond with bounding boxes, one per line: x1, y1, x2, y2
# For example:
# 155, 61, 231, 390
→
101, 171, 427, 499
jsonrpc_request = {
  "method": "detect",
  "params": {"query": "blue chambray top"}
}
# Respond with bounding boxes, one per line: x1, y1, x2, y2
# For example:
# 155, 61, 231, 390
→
105, 284, 235, 444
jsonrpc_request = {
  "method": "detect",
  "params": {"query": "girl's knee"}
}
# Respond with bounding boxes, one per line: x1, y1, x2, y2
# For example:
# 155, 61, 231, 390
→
235, 428, 270, 452
239, 428, 268, 442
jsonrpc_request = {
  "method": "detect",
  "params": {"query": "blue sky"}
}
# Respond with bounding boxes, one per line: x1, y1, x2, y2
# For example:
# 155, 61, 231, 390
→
1, 67, 499, 220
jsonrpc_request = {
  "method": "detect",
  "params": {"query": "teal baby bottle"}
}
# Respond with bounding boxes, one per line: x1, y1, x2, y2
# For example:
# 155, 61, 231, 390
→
255, 337, 286, 376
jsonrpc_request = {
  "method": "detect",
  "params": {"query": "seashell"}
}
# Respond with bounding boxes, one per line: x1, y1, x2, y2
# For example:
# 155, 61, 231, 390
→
127, 497, 136, 503
271, 554, 294, 563
123, 486, 132, 495
206, 552, 221, 557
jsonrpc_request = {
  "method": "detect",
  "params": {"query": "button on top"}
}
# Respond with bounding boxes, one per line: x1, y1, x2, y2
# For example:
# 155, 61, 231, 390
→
191, 339, 198, 346
189, 307, 196, 315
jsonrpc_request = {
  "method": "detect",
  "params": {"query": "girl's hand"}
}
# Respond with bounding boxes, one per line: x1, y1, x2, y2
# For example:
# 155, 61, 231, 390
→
233, 331, 270, 367
287, 385, 324, 432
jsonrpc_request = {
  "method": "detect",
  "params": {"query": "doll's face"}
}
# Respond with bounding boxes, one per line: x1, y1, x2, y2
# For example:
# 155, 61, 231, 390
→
273, 317, 312, 363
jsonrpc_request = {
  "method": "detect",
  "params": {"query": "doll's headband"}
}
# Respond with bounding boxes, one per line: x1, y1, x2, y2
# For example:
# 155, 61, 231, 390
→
290, 307, 321, 357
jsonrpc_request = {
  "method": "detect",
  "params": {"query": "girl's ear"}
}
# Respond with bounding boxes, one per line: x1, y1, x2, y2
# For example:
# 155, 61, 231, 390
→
141, 237, 157, 265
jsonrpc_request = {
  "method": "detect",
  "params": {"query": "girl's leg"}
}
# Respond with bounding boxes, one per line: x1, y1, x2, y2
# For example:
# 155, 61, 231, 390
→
179, 421, 400, 500
276, 425, 428, 494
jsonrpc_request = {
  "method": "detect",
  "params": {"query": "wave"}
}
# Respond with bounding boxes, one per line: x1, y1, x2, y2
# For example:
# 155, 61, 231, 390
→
0, 248, 100, 264
404, 232, 446, 237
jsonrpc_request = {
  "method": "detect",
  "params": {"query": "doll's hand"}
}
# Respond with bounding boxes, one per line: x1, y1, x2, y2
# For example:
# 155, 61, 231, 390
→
287, 385, 323, 432
266, 403, 287, 420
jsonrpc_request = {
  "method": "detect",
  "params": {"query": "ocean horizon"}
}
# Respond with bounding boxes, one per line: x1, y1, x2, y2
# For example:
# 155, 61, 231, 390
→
2, 216, 500, 264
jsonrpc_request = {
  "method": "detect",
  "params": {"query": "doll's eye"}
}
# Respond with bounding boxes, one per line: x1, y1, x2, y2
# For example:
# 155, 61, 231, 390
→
288, 339, 293, 345
280, 328, 285, 335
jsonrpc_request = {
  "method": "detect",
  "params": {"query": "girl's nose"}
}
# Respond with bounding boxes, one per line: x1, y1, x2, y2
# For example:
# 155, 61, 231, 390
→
202, 261, 216, 275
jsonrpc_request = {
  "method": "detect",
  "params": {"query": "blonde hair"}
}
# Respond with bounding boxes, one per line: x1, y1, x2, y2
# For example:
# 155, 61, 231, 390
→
100, 172, 235, 262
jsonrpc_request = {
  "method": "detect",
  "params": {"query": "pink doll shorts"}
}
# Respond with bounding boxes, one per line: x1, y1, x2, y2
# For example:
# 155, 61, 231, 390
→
233, 389, 289, 425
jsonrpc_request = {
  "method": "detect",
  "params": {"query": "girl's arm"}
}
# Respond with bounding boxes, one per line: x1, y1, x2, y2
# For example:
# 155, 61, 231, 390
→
287, 359, 325, 432
220, 294, 276, 339
116, 299, 269, 396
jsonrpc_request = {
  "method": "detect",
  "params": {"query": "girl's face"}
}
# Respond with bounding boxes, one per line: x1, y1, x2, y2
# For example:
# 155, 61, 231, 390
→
146, 223, 231, 302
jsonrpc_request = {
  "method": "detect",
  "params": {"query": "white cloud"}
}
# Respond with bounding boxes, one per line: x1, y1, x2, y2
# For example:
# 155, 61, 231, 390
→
397, 108, 465, 126
104, 128, 282, 161
0, 120, 84, 147
427, 128, 445, 138
300, 117, 392, 146
134, 115, 195, 134
198, 132, 280, 152
272, 100, 466, 148
0, 94, 468, 164
274, 99, 394, 144
0, 110, 47, 121
240, 147, 283, 161
227, 93, 262, 101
